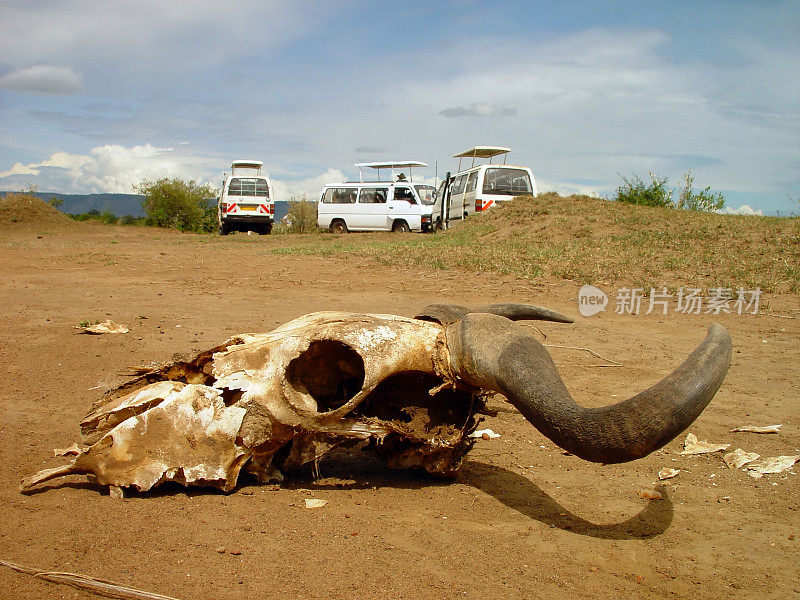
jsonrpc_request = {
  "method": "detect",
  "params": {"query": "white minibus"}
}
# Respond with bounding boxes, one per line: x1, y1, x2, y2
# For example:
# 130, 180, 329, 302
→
217, 160, 275, 235
317, 161, 436, 233
432, 146, 536, 228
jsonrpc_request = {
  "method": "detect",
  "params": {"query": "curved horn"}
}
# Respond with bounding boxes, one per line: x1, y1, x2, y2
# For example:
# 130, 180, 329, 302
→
446, 313, 732, 464
416, 303, 573, 326
474, 303, 574, 323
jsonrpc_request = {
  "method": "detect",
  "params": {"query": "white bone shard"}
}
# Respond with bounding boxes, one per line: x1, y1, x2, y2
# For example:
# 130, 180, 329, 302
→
723, 448, 761, 469
679, 432, 730, 455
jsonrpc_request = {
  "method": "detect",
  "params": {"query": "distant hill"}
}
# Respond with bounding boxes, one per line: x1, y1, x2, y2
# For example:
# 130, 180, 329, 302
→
0, 191, 291, 220
0, 191, 146, 217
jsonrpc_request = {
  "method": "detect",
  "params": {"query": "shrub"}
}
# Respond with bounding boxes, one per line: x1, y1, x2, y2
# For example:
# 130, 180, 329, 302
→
615, 172, 673, 207
615, 170, 725, 212
676, 169, 725, 211
134, 178, 218, 233
99, 210, 118, 225
283, 196, 320, 233
70, 209, 118, 223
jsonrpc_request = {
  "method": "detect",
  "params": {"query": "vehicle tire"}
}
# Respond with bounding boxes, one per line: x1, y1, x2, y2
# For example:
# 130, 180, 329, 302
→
392, 220, 410, 233
330, 220, 348, 234
258, 223, 272, 235
218, 223, 229, 236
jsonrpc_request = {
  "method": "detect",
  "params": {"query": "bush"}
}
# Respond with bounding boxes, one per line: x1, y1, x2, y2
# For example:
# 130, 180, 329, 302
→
283, 196, 320, 233
615, 172, 673, 207
70, 209, 118, 223
134, 178, 218, 232
615, 170, 725, 211
119, 214, 146, 226
99, 210, 118, 225
676, 170, 725, 211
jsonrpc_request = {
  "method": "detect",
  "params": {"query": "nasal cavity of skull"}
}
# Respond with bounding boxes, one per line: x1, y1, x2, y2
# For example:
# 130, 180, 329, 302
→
286, 340, 366, 412
358, 372, 474, 435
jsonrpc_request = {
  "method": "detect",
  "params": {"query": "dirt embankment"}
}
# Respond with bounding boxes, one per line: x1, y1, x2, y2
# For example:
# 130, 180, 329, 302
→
0, 193, 80, 231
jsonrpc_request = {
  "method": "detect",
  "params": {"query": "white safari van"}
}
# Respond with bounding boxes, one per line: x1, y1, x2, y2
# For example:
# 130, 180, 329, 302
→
432, 146, 536, 228
217, 160, 275, 235
317, 161, 436, 233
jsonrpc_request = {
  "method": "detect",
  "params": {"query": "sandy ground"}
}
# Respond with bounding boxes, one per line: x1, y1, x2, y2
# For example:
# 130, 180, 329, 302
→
0, 224, 798, 600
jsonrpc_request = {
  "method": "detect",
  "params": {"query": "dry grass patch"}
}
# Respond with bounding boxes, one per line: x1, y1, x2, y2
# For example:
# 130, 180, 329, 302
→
266, 193, 800, 293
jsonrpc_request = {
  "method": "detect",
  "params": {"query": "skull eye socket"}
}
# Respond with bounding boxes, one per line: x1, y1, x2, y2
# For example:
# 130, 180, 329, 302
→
286, 340, 366, 412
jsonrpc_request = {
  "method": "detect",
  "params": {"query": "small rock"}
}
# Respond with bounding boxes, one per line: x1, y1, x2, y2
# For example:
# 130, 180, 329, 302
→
637, 488, 663, 500
658, 468, 680, 480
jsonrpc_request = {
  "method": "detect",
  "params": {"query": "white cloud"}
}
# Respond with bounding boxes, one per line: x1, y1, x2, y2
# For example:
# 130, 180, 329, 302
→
0, 65, 83, 95
0, 144, 347, 201
0, 1, 331, 85
536, 179, 604, 198
0, 144, 212, 193
440, 103, 518, 118
270, 169, 346, 202
718, 204, 765, 216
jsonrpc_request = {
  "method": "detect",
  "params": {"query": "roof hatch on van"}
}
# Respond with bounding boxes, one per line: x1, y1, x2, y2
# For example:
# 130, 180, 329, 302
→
354, 161, 428, 182
230, 160, 264, 175
453, 146, 510, 170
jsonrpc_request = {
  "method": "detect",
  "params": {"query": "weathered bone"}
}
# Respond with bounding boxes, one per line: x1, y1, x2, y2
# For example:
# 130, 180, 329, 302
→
22, 305, 732, 495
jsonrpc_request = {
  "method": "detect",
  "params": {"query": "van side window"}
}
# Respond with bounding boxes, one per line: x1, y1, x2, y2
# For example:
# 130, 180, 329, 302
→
482, 168, 532, 195
394, 186, 416, 202
452, 175, 466, 194
359, 188, 388, 204
322, 187, 358, 204
465, 171, 478, 193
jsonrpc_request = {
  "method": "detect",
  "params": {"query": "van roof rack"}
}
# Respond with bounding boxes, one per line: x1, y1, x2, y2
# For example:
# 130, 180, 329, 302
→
453, 146, 511, 170
230, 160, 263, 174
354, 161, 428, 183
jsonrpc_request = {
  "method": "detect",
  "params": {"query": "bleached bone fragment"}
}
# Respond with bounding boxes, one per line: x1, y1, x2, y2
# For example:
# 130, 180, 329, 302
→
745, 455, 800, 475
679, 432, 730, 455
78, 320, 129, 334
731, 424, 782, 434
723, 448, 760, 469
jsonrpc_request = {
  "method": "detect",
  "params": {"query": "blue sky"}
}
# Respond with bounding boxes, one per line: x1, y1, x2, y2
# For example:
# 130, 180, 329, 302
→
0, 0, 798, 214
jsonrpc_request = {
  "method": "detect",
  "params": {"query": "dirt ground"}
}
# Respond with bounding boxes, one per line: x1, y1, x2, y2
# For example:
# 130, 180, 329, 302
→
0, 222, 798, 600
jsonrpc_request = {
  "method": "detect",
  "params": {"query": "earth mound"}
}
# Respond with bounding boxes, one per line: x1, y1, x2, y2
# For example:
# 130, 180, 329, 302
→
0, 193, 77, 230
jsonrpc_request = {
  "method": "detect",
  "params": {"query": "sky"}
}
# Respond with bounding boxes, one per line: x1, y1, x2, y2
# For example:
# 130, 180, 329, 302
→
0, 0, 798, 215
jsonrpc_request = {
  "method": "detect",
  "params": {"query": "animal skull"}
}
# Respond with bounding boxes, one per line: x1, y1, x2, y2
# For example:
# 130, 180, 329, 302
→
22, 304, 732, 495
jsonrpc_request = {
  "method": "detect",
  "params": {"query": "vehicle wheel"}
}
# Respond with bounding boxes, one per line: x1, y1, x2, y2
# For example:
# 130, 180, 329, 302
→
258, 224, 272, 235
330, 220, 347, 234
392, 220, 410, 233
218, 223, 229, 236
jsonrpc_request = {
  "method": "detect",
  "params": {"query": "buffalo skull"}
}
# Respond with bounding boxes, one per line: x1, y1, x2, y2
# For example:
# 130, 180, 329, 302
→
22, 304, 732, 495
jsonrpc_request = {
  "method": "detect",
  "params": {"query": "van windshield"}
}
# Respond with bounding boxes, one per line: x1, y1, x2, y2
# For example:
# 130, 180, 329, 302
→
228, 178, 269, 197
482, 168, 532, 196
414, 185, 437, 205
